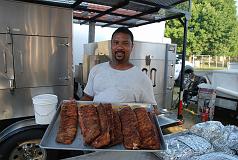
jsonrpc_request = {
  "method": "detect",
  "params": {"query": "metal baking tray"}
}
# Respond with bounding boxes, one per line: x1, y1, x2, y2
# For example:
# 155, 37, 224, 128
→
40, 100, 166, 152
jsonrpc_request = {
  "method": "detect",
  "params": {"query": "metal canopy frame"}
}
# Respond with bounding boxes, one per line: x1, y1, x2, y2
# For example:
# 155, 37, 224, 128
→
14, 0, 191, 120
15, 0, 190, 28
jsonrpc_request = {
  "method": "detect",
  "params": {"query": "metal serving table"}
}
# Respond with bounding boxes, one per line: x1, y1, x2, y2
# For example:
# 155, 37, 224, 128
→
61, 133, 184, 160
63, 151, 162, 160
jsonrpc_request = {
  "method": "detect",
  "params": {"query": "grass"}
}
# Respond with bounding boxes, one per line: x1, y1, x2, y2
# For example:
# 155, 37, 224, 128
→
195, 67, 225, 71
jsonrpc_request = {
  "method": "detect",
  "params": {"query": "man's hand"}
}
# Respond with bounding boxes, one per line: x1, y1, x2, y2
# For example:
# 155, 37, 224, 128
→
152, 105, 160, 115
80, 93, 93, 101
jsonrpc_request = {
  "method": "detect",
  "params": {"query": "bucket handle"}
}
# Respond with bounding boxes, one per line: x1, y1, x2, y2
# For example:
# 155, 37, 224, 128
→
34, 107, 56, 116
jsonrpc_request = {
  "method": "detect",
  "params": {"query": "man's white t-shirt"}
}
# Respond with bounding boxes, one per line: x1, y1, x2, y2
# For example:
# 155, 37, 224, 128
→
84, 62, 156, 105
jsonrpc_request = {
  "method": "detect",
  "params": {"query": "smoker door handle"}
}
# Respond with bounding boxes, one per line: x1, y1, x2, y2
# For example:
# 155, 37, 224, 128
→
150, 68, 157, 87
59, 42, 70, 47
6, 33, 12, 45
19, 51, 24, 73
142, 68, 148, 75
3, 50, 7, 73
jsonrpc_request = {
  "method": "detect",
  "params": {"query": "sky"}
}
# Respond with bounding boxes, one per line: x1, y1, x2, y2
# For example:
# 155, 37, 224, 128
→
235, 0, 238, 15
236, 0, 238, 14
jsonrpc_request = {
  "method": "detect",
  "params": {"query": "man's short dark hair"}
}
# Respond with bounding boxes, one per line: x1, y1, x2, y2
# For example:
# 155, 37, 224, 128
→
111, 27, 134, 44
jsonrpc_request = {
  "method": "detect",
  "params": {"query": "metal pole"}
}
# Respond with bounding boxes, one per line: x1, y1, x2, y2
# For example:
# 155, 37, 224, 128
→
88, 22, 95, 43
177, 16, 189, 120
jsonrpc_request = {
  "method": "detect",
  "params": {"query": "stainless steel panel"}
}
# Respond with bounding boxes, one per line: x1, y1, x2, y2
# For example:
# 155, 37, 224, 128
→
167, 60, 176, 89
0, 85, 73, 120
0, 0, 73, 121
166, 44, 176, 89
0, 0, 72, 36
130, 60, 165, 95
130, 60, 149, 76
0, 34, 14, 90
154, 91, 173, 109
131, 41, 167, 60
13, 35, 70, 88
40, 101, 166, 152
150, 60, 166, 94
166, 44, 177, 61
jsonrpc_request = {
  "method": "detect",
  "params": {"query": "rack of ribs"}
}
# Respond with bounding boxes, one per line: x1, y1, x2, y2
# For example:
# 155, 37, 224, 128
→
78, 104, 101, 144
110, 109, 123, 145
119, 106, 141, 149
134, 108, 160, 149
91, 103, 110, 148
100, 104, 123, 146
56, 101, 78, 144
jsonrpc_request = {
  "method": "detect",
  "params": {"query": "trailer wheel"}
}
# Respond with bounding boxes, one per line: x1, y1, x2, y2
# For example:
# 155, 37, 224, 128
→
0, 128, 55, 160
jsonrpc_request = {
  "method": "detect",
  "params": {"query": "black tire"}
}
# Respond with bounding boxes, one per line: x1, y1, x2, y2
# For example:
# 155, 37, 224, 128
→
190, 77, 207, 96
0, 128, 58, 160
175, 69, 193, 87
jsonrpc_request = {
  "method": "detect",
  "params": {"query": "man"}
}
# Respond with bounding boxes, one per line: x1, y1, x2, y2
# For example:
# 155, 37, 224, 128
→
81, 27, 156, 105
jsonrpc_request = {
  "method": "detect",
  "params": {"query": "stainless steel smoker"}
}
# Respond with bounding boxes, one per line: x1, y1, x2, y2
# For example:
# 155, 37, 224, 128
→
83, 41, 176, 109
0, 0, 73, 120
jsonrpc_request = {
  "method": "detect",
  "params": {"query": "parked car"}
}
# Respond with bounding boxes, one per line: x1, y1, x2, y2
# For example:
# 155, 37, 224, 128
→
174, 55, 208, 107
174, 55, 194, 85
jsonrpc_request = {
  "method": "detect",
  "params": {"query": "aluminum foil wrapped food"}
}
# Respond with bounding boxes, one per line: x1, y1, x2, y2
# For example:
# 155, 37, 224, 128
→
212, 125, 238, 155
190, 121, 238, 155
155, 133, 213, 160
224, 125, 238, 151
177, 134, 213, 155
189, 152, 238, 160
190, 121, 224, 141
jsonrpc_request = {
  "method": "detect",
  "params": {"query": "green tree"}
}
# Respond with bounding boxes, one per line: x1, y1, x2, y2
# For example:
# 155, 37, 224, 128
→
165, 0, 238, 56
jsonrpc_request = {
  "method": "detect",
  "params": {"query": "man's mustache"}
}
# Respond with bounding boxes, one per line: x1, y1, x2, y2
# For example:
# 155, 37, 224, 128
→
115, 50, 125, 54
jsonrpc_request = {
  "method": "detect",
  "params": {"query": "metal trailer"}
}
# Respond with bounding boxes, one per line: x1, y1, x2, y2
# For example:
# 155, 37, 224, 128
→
0, 0, 191, 159
0, 0, 73, 159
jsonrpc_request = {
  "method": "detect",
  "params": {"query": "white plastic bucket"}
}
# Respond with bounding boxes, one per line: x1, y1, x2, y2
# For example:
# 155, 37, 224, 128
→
32, 94, 58, 124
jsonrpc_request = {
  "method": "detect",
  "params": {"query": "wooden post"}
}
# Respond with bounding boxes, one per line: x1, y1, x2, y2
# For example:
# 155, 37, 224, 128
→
192, 55, 195, 67
222, 56, 224, 68
216, 56, 218, 68
209, 55, 211, 68
201, 55, 203, 68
